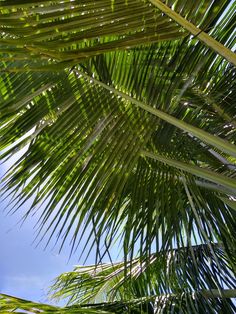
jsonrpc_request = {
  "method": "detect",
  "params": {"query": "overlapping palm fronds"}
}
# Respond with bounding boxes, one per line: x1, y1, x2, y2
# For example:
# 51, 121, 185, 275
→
0, 0, 236, 313
50, 244, 236, 305
1, 244, 235, 313
0, 0, 186, 70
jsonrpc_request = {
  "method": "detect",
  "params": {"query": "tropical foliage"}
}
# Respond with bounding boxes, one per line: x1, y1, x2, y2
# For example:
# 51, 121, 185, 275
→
0, 0, 236, 313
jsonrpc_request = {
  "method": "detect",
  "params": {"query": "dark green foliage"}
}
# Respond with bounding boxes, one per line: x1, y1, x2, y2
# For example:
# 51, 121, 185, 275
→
0, 0, 235, 313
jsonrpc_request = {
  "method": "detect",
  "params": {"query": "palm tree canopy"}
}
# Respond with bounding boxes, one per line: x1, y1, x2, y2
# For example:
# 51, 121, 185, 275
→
0, 0, 236, 313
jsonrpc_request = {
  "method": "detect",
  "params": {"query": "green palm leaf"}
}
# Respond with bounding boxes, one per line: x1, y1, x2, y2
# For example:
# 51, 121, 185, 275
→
0, 294, 115, 314
0, 0, 185, 67
50, 244, 236, 302
0, 1, 236, 312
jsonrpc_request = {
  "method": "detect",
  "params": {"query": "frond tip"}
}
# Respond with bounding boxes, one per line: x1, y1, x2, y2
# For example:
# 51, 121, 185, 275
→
0, 294, 114, 314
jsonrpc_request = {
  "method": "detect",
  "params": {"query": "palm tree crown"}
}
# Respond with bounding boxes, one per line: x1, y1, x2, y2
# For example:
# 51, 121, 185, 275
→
0, 0, 235, 313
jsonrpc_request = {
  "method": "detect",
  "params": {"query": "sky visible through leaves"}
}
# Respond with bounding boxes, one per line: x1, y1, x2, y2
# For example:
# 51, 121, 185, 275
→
0, 146, 121, 303
0, 154, 90, 303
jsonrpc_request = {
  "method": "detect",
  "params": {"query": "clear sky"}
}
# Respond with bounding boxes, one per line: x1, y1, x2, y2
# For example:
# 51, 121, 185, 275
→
0, 208, 76, 303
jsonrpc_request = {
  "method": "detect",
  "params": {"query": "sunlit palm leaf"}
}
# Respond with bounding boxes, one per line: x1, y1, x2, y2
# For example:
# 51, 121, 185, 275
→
0, 294, 115, 314
52, 244, 236, 302
1, 0, 235, 69
49, 244, 236, 312
149, 0, 236, 65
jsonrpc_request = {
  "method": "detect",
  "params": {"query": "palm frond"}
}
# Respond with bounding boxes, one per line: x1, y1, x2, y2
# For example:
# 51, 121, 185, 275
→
0, 0, 185, 69
49, 244, 236, 312
0, 294, 114, 314
2, 241, 236, 314
0, 0, 235, 272
1, 55, 236, 260
149, 0, 236, 65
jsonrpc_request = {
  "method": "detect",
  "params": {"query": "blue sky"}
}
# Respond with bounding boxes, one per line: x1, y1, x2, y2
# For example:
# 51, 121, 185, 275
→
0, 158, 92, 304
0, 190, 80, 304
0, 205, 78, 303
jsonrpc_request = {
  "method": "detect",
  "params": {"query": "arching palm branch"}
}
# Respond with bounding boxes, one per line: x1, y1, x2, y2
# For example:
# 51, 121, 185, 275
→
50, 244, 236, 312
0, 0, 236, 313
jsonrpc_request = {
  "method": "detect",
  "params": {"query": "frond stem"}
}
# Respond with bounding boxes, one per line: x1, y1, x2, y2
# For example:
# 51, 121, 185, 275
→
148, 0, 236, 66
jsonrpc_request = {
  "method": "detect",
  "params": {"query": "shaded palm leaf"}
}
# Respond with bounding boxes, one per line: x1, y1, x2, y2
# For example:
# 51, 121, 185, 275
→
0, 0, 235, 275
0, 0, 185, 68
